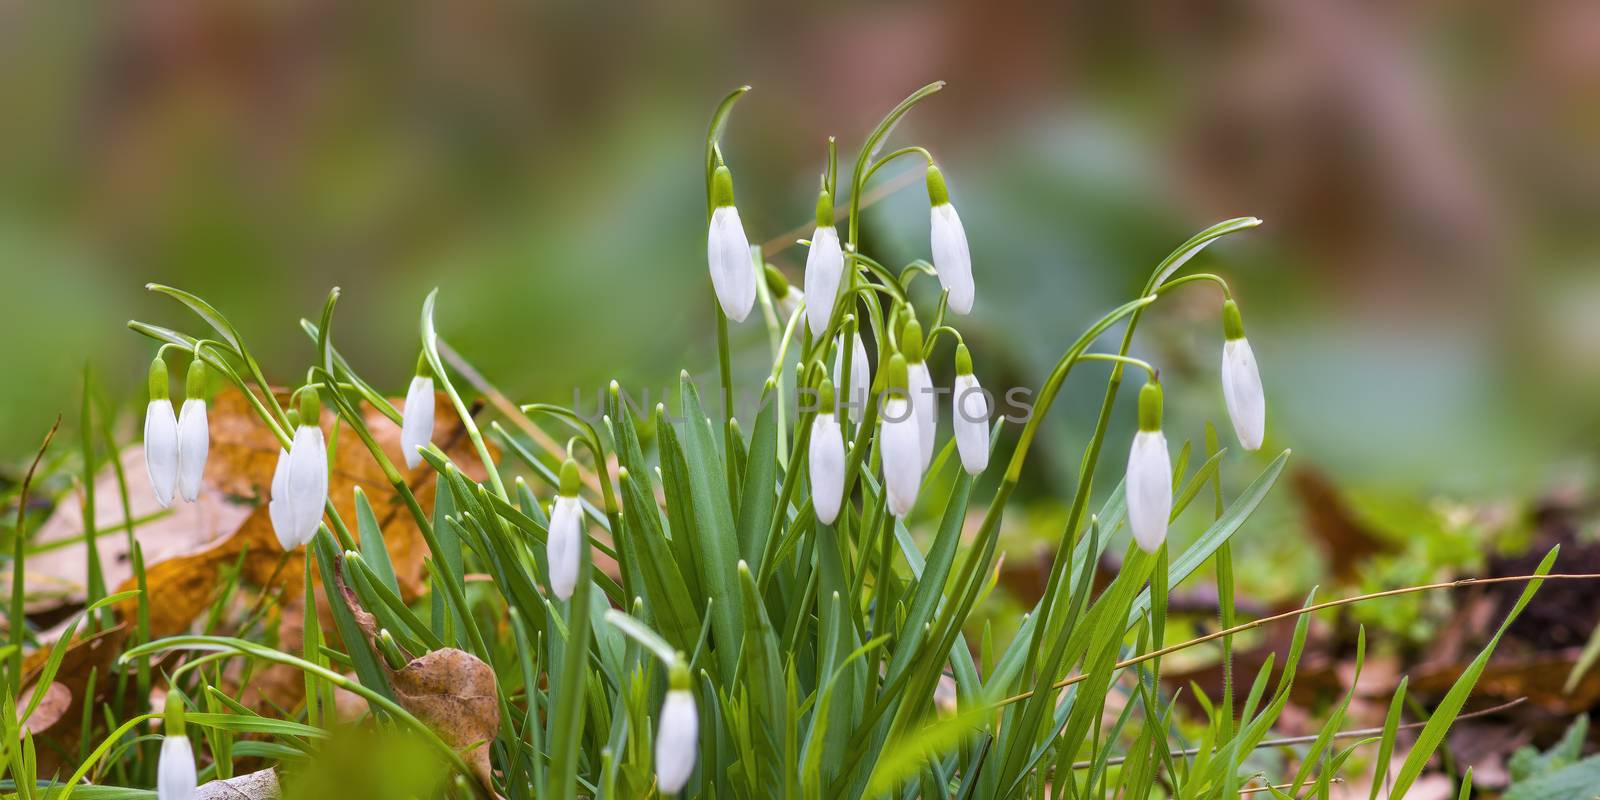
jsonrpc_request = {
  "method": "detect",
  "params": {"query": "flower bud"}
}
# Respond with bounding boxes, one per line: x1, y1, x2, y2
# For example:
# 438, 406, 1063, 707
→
833, 332, 871, 424
272, 389, 328, 551
707, 165, 756, 322
547, 459, 584, 600
926, 164, 974, 315
175, 359, 209, 503
401, 354, 436, 469
1127, 381, 1172, 553
880, 354, 923, 518
900, 321, 936, 472
808, 379, 845, 525
143, 357, 179, 509
951, 344, 990, 475
655, 665, 699, 794
1220, 300, 1265, 451
804, 190, 845, 338
764, 264, 804, 319
158, 690, 196, 800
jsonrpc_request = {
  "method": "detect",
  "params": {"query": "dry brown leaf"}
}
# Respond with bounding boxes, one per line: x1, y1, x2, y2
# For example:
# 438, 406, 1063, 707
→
17, 625, 133, 775
196, 767, 281, 799
17, 682, 71, 734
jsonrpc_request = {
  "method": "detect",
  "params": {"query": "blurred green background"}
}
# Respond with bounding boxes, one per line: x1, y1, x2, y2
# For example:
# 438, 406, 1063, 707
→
2, 1, 1598, 599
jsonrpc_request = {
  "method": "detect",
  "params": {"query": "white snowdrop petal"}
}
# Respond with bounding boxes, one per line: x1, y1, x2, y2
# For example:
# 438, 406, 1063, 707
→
547, 496, 582, 600
808, 413, 845, 524
1126, 430, 1173, 553
176, 399, 209, 503
285, 426, 328, 548
269, 448, 294, 551
907, 362, 937, 472
952, 374, 991, 475
833, 334, 871, 424
804, 225, 845, 337
707, 206, 755, 322
930, 204, 974, 315
1221, 338, 1266, 451
401, 376, 436, 469
157, 735, 197, 800
144, 400, 179, 508
655, 689, 699, 793
881, 397, 923, 518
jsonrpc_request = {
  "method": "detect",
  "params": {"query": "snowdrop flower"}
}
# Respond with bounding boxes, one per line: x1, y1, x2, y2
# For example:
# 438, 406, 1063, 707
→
175, 360, 209, 503
809, 380, 845, 524
764, 264, 804, 320
880, 354, 924, 518
900, 320, 937, 472
271, 393, 328, 551
1220, 300, 1265, 451
401, 356, 435, 469
143, 357, 179, 508
833, 332, 871, 424
158, 691, 197, 800
707, 165, 756, 322
927, 164, 974, 315
655, 662, 699, 794
547, 459, 584, 601
804, 189, 845, 337
951, 344, 991, 475
1126, 381, 1173, 554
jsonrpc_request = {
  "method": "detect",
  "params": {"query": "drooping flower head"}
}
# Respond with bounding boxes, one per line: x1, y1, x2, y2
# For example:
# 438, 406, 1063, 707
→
880, 352, 924, 518
899, 319, 937, 472
804, 188, 845, 338
927, 164, 974, 315
401, 353, 436, 469
833, 331, 871, 424
143, 356, 179, 508
157, 690, 197, 800
707, 165, 756, 322
175, 358, 210, 503
1220, 300, 1266, 451
547, 458, 584, 601
655, 661, 699, 794
808, 379, 845, 525
271, 391, 328, 551
1126, 380, 1173, 554
951, 344, 991, 475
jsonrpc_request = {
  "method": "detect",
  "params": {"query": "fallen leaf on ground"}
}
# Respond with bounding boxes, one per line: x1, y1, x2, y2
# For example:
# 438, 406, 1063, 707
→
196, 767, 280, 799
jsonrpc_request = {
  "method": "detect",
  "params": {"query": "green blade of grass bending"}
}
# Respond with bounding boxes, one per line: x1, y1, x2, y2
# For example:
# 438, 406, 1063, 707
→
353, 488, 399, 595
1388, 546, 1560, 799
1367, 676, 1409, 800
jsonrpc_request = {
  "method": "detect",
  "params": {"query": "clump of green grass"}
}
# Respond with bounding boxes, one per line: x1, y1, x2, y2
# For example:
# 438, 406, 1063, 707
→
0, 82, 1575, 800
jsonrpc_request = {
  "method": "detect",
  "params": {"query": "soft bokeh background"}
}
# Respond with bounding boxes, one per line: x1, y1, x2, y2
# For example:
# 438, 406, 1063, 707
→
3, 0, 1598, 599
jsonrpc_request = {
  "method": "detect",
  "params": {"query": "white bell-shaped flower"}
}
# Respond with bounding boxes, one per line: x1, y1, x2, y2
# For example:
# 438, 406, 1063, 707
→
808, 380, 845, 524
951, 345, 991, 475
901, 320, 937, 471
547, 459, 584, 600
175, 360, 210, 503
401, 362, 436, 469
833, 332, 871, 424
268, 447, 295, 551
927, 165, 974, 315
1126, 382, 1173, 554
880, 354, 924, 518
158, 692, 197, 800
804, 190, 845, 337
1220, 300, 1265, 451
655, 665, 699, 794
707, 165, 756, 322
272, 392, 328, 550
143, 358, 179, 508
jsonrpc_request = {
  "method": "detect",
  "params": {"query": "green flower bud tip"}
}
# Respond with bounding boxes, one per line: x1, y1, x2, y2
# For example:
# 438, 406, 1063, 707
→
148, 357, 169, 401
414, 351, 434, 379
669, 658, 692, 690
815, 189, 834, 228
616, 466, 631, 483
711, 165, 736, 209
298, 389, 321, 426
764, 264, 790, 296
818, 378, 836, 412
1222, 299, 1246, 341
955, 343, 973, 376
559, 458, 581, 497
900, 319, 925, 363
377, 629, 409, 670
184, 358, 208, 400
886, 353, 910, 391
926, 164, 950, 207
1138, 381, 1164, 432
164, 689, 187, 737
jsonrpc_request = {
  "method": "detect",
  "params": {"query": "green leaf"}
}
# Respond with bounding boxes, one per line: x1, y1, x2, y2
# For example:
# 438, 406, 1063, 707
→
676, 373, 745, 681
